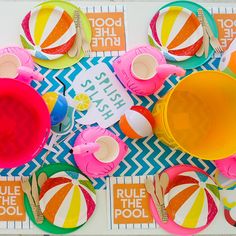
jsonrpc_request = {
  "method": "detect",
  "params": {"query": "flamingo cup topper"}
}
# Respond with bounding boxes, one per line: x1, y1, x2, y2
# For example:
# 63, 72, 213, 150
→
72, 136, 120, 163
72, 143, 100, 155
0, 46, 44, 84
113, 45, 186, 96
72, 126, 128, 178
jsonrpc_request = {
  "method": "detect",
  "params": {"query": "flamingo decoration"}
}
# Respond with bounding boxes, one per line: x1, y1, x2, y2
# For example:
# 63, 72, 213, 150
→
0, 46, 44, 84
72, 126, 128, 178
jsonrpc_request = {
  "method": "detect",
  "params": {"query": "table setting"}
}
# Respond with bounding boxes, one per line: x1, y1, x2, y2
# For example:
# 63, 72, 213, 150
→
0, 0, 235, 235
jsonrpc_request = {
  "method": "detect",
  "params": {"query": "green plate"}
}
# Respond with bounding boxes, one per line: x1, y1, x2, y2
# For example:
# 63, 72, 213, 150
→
24, 163, 89, 234
148, 0, 218, 69
32, 0, 92, 69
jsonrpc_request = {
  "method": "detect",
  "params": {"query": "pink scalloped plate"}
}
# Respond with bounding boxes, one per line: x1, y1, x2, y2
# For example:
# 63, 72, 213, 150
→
149, 165, 216, 235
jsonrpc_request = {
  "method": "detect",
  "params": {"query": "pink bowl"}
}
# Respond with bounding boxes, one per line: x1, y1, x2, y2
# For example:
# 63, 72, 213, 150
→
0, 79, 50, 168
215, 155, 236, 179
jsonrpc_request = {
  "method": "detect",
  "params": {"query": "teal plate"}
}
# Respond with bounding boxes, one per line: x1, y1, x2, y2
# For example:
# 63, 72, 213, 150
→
148, 0, 219, 69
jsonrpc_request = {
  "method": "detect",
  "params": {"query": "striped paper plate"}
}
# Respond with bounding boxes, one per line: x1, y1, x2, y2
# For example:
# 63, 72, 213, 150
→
148, 6, 203, 62
164, 170, 220, 229
20, 5, 76, 60
39, 171, 96, 229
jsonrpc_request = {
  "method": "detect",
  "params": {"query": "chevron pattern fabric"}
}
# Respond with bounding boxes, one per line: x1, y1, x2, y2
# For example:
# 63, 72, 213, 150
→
0, 56, 220, 189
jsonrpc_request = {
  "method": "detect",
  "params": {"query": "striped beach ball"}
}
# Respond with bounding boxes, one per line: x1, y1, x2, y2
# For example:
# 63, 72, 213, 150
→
119, 106, 155, 139
39, 171, 96, 228
164, 171, 220, 229
148, 6, 203, 61
42, 92, 68, 126
20, 5, 76, 60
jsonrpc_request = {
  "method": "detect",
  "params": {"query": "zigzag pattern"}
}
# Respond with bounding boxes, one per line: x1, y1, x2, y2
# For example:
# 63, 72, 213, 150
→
0, 57, 220, 190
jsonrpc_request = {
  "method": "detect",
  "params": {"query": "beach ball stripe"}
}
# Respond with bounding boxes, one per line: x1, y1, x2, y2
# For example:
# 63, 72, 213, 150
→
125, 110, 152, 137
42, 92, 68, 126
165, 171, 220, 229
159, 7, 202, 51
21, 5, 76, 60
148, 6, 203, 61
120, 113, 143, 139
119, 106, 155, 139
39, 171, 96, 228
149, 11, 162, 47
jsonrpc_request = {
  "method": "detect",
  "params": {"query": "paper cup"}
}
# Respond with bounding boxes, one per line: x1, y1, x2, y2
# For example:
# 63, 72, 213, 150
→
0, 54, 21, 78
131, 53, 158, 80
94, 136, 119, 163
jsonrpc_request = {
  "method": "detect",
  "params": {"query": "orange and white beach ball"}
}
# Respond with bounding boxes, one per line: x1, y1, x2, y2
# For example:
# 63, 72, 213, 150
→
119, 106, 155, 139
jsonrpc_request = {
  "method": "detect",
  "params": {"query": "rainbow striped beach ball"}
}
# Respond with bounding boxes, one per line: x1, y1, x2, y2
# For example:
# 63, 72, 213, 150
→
119, 106, 155, 139
165, 171, 220, 229
42, 92, 68, 126
20, 5, 76, 60
148, 6, 203, 61
39, 171, 96, 228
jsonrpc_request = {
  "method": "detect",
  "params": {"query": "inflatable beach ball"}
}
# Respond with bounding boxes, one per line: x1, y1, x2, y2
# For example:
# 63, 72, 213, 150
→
39, 171, 96, 228
20, 5, 76, 60
42, 92, 68, 126
148, 6, 203, 61
164, 171, 220, 229
119, 106, 155, 139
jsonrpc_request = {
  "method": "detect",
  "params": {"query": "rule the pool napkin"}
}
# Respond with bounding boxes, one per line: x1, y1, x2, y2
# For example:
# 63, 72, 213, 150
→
106, 176, 158, 230
0, 177, 32, 229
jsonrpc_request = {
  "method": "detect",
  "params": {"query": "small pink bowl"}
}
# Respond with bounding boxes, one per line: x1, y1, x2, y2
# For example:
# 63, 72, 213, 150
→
0, 79, 50, 168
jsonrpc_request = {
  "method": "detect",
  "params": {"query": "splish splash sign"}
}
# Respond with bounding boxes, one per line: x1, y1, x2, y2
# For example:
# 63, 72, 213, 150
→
73, 63, 133, 128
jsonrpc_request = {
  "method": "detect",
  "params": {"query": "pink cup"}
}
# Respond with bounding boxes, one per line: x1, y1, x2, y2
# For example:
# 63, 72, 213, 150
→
0, 79, 51, 168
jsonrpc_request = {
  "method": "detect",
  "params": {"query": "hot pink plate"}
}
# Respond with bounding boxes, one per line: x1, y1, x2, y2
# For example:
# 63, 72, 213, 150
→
0, 79, 50, 168
149, 165, 216, 235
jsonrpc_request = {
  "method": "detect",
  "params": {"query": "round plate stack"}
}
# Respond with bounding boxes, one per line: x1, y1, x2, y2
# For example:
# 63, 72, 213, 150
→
165, 170, 220, 229
24, 164, 96, 234
20, 0, 92, 69
148, 6, 203, 62
149, 165, 221, 235
39, 171, 96, 229
148, 1, 219, 69
21, 5, 76, 60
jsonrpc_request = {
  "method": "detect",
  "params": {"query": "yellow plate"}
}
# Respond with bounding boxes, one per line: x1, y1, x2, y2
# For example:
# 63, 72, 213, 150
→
33, 0, 92, 69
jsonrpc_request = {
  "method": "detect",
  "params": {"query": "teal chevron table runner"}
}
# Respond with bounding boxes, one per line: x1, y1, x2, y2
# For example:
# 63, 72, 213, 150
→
0, 56, 220, 190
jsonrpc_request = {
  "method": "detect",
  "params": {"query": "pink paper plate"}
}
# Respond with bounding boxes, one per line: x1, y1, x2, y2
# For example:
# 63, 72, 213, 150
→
149, 165, 217, 235
0, 79, 50, 168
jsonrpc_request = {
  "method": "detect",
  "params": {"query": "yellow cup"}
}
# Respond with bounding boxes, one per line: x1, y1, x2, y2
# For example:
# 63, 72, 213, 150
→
152, 71, 236, 160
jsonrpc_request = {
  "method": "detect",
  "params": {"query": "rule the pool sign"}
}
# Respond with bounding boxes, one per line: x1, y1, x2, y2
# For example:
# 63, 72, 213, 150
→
106, 176, 156, 229
113, 183, 153, 224
214, 13, 236, 50
87, 12, 126, 52
0, 180, 26, 221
